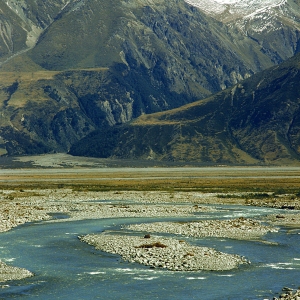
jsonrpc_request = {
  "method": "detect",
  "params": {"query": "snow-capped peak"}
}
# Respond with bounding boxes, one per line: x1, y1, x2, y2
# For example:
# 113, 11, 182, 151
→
185, 0, 287, 20
184, 0, 300, 34
213, 0, 241, 3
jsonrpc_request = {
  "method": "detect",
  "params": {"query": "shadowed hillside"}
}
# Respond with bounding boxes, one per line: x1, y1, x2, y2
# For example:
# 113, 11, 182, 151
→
70, 53, 300, 164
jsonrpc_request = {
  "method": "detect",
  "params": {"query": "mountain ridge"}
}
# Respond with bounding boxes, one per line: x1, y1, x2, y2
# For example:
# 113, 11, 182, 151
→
186, 0, 300, 64
0, 0, 300, 159
69, 52, 300, 164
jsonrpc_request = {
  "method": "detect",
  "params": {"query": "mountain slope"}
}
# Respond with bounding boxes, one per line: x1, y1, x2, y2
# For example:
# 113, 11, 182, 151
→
0, 0, 69, 65
22, 0, 272, 88
186, 0, 300, 64
0, 0, 282, 156
69, 52, 300, 164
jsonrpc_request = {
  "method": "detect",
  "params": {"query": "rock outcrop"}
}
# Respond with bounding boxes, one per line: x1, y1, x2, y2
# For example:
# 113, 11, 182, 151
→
70, 52, 300, 164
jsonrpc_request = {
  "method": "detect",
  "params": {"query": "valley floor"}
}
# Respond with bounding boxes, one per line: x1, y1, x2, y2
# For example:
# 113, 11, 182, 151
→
1, 163, 300, 298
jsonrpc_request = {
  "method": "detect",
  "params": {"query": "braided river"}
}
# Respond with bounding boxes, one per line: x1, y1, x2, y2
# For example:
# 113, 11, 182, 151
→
0, 204, 300, 300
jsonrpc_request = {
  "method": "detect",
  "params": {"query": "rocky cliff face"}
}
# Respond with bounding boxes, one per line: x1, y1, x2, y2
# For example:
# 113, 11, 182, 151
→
69, 53, 300, 164
0, 69, 137, 155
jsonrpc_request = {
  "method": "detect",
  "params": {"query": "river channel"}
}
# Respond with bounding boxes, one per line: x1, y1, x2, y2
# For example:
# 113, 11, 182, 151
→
0, 205, 300, 299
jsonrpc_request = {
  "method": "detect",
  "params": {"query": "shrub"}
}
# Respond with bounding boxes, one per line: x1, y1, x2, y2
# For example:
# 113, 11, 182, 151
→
135, 242, 167, 249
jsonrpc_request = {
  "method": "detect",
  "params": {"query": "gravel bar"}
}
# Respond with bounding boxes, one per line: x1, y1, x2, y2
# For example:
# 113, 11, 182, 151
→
127, 217, 278, 240
274, 287, 300, 300
0, 261, 34, 283
79, 233, 249, 271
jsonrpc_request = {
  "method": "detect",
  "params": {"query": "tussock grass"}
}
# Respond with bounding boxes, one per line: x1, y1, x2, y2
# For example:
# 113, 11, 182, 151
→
1, 169, 300, 196
0, 179, 298, 192
5, 191, 43, 199
217, 193, 271, 199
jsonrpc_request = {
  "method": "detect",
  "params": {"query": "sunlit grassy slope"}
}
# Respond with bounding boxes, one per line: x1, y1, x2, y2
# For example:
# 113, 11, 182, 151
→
70, 53, 300, 165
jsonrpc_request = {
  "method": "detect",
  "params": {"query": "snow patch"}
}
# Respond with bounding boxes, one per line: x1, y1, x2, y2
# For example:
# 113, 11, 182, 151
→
185, 0, 292, 34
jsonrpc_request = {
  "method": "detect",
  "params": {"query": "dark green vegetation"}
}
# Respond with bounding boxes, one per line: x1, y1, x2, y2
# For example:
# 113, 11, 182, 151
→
70, 52, 300, 164
1, 0, 300, 159
217, 193, 271, 199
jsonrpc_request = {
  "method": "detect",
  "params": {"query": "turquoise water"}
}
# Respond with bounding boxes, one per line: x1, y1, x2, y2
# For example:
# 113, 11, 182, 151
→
0, 205, 299, 299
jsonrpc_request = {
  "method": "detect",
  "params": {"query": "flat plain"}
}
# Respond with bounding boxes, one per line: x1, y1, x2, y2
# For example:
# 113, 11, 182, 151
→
1, 154, 300, 300
2, 162, 300, 194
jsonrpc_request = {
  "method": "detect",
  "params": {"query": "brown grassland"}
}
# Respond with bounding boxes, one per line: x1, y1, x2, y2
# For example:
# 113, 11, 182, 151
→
1, 167, 300, 196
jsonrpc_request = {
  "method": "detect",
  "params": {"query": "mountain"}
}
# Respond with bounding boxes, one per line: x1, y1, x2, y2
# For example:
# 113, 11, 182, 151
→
0, 0, 270, 155
186, 0, 300, 64
0, 0, 300, 156
0, 0, 69, 65
69, 52, 300, 165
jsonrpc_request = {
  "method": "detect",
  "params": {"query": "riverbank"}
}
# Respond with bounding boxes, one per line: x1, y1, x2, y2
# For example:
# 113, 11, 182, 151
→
1, 189, 300, 233
0, 189, 221, 233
